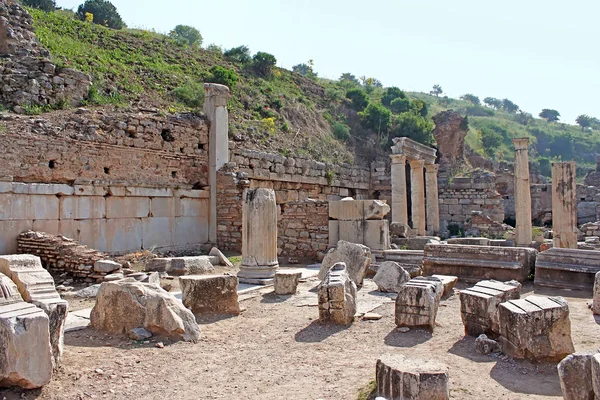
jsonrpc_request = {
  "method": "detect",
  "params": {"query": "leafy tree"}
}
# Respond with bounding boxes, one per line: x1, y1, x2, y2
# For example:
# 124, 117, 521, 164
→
480, 128, 503, 156
390, 112, 435, 146
410, 99, 428, 117
339, 73, 359, 85
460, 94, 481, 106
430, 84, 443, 97
484, 97, 502, 109
169, 25, 203, 47
345, 88, 369, 111
252, 52, 277, 77
208, 66, 238, 89
292, 60, 317, 78
539, 108, 560, 122
381, 87, 406, 107
576, 114, 593, 131
332, 122, 350, 141
359, 103, 392, 134
501, 98, 519, 113
514, 111, 533, 126
389, 97, 411, 114
22, 0, 56, 11
206, 44, 223, 55
76, 0, 125, 29
224, 46, 251, 63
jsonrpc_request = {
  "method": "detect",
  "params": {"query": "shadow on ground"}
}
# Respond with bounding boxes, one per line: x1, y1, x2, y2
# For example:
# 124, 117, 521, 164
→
295, 320, 348, 343
489, 359, 562, 396
65, 327, 181, 349
383, 327, 432, 347
447, 336, 496, 363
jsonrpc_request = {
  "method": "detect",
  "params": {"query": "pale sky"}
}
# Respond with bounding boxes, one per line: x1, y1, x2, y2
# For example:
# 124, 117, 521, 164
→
55, 0, 599, 124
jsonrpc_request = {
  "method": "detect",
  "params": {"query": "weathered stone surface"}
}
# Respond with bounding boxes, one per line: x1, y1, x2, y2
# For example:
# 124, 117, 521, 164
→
594, 271, 600, 315
395, 278, 442, 330
393, 236, 441, 251
91, 279, 200, 342
209, 247, 233, 267
390, 222, 410, 238
0, 273, 53, 389
592, 353, 600, 399
128, 327, 152, 341
76, 284, 101, 298
373, 261, 410, 293
459, 279, 521, 338
431, 275, 458, 298
535, 247, 600, 290
376, 353, 449, 400
146, 257, 215, 276
475, 334, 501, 355
446, 237, 490, 246
318, 263, 357, 325
319, 240, 371, 285
423, 244, 537, 282
499, 296, 575, 361
383, 250, 423, 277
329, 199, 390, 221
93, 260, 121, 273
179, 274, 240, 316
274, 270, 302, 295
557, 352, 597, 400
432, 110, 468, 173
513, 138, 533, 246
0, 254, 68, 367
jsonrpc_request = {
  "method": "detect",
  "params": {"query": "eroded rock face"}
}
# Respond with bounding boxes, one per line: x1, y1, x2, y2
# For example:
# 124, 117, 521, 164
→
319, 240, 371, 285
179, 275, 240, 316
433, 110, 468, 173
91, 278, 200, 342
373, 261, 410, 293
0, 272, 53, 389
499, 296, 575, 361
318, 263, 357, 325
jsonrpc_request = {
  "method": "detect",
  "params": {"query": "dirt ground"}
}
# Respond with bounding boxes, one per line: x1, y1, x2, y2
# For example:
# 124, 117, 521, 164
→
2, 277, 599, 400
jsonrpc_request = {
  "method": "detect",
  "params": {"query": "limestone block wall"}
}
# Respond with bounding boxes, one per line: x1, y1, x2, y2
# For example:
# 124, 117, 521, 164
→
278, 200, 328, 260
0, 109, 210, 255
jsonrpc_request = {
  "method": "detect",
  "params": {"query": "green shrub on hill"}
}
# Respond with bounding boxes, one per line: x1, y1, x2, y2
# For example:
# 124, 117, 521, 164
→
209, 66, 238, 89
22, 0, 55, 11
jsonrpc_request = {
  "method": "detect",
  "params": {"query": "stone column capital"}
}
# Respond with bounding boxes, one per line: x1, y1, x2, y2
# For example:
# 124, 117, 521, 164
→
390, 154, 407, 164
512, 137, 530, 150
424, 164, 439, 174
408, 159, 425, 169
204, 83, 230, 107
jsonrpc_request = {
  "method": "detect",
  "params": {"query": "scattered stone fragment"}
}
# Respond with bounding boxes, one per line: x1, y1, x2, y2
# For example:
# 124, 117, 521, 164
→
395, 277, 442, 330
397, 327, 410, 333
373, 261, 410, 293
318, 262, 357, 325
104, 273, 124, 282
76, 284, 101, 298
363, 313, 382, 321
499, 296, 575, 361
376, 353, 449, 400
319, 240, 371, 285
274, 270, 302, 295
557, 352, 597, 400
431, 275, 458, 298
128, 327, 152, 341
0, 272, 53, 389
91, 278, 200, 342
93, 260, 121, 274
475, 334, 501, 355
209, 247, 234, 268
155, 342, 164, 349
459, 280, 521, 338
179, 274, 240, 316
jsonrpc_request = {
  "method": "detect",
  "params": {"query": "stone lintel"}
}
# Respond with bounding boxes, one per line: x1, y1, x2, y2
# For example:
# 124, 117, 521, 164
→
391, 137, 437, 164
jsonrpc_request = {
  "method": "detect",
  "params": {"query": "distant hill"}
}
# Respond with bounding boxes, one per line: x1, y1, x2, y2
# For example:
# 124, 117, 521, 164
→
24, 8, 600, 176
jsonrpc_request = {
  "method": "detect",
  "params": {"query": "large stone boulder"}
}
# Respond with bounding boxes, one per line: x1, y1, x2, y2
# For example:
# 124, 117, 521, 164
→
91, 278, 200, 342
179, 274, 240, 316
0, 273, 53, 389
557, 352, 597, 400
499, 296, 575, 361
0, 254, 68, 367
373, 261, 410, 293
318, 263, 357, 325
319, 240, 371, 285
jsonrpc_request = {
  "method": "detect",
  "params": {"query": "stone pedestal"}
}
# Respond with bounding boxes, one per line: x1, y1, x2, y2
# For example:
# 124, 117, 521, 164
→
552, 162, 577, 249
179, 275, 240, 316
274, 270, 302, 295
409, 159, 426, 236
425, 163, 440, 236
238, 188, 279, 283
513, 138, 532, 246
204, 83, 230, 243
390, 154, 408, 225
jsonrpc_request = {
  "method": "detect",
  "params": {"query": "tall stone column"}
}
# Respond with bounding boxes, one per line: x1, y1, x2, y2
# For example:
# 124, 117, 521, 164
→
390, 155, 408, 225
552, 162, 577, 248
409, 159, 426, 236
238, 188, 279, 283
513, 138, 532, 246
204, 83, 230, 243
425, 164, 440, 236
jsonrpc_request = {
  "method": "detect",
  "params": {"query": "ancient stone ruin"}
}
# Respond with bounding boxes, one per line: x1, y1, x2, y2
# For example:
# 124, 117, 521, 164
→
318, 262, 357, 325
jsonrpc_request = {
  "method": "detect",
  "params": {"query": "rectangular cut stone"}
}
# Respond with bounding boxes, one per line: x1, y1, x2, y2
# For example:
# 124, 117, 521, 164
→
329, 200, 364, 221
173, 217, 209, 247
0, 194, 59, 221
142, 217, 175, 249
318, 263, 357, 325
60, 196, 105, 220
423, 244, 537, 282
328, 220, 339, 246
179, 275, 240, 315
499, 296, 575, 361
124, 187, 173, 197
337, 220, 364, 245
395, 278, 442, 330
105, 197, 150, 219
179, 198, 209, 218
535, 248, 600, 290
459, 279, 521, 338
364, 220, 390, 251
274, 270, 302, 295
0, 220, 33, 254
150, 197, 180, 218
105, 219, 143, 254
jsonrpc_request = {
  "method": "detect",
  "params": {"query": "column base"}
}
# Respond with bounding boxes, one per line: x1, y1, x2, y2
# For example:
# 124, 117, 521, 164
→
237, 264, 279, 285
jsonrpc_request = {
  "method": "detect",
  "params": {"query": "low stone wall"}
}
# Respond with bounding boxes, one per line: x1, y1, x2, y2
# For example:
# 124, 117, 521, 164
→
278, 199, 328, 260
17, 231, 105, 282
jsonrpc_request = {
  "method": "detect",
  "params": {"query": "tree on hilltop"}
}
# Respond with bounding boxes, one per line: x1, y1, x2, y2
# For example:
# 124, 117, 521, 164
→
345, 88, 369, 111
339, 73, 359, 85
576, 114, 593, 131
539, 109, 560, 122
501, 98, 519, 113
76, 0, 125, 29
169, 25, 203, 47
252, 52, 277, 76
381, 87, 406, 108
484, 97, 502, 110
224, 46, 251, 63
292, 60, 317, 78
460, 94, 481, 106
430, 84, 443, 97
22, 0, 56, 11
